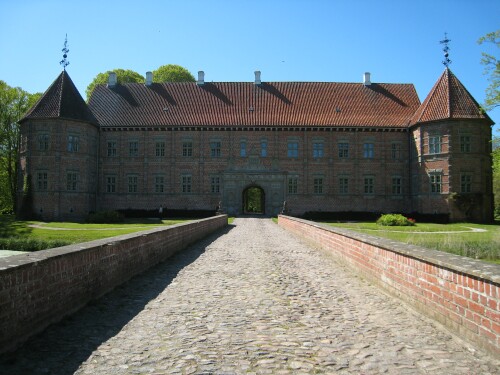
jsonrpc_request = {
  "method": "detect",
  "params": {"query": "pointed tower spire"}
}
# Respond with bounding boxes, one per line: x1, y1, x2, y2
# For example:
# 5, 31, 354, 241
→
440, 33, 452, 68
409, 69, 493, 126
60, 34, 70, 70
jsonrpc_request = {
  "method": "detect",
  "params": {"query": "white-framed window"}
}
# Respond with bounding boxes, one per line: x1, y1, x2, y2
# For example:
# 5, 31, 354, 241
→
313, 177, 324, 194
67, 135, 79, 152
287, 141, 298, 158
392, 177, 402, 195
38, 134, 49, 151
182, 141, 193, 157
128, 175, 138, 193
339, 177, 349, 194
129, 141, 139, 157
182, 175, 192, 193
66, 172, 78, 191
155, 176, 164, 193
107, 141, 117, 157
460, 136, 471, 153
155, 141, 165, 157
288, 176, 298, 194
211, 176, 220, 193
430, 174, 442, 193
391, 143, 401, 160
106, 176, 116, 193
461, 174, 472, 193
210, 141, 221, 158
429, 136, 441, 154
338, 142, 349, 158
37, 171, 48, 190
313, 142, 324, 158
261, 140, 268, 157
240, 141, 247, 157
363, 143, 374, 158
364, 177, 374, 195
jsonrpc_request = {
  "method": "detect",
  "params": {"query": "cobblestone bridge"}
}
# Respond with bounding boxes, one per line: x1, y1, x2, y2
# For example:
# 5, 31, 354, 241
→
0, 218, 498, 374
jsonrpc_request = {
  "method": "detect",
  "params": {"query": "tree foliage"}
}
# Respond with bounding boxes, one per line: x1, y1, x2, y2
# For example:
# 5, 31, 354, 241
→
85, 69, 144, 100
478, 30, 500, 111
0, 81, 41, 213
152, 64, 195, 83
493, 137, 500, 218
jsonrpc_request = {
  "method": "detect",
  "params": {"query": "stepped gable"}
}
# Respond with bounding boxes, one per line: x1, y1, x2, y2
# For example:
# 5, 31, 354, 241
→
410, 68, 494, 126
20, 70, 98, 125
88, 80, 420, 128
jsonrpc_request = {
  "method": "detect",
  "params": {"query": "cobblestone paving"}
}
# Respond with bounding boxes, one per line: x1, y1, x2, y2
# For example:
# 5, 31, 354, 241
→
1, 218, 498, 374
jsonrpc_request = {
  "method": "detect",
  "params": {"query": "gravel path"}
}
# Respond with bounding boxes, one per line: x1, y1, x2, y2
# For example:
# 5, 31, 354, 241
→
1, 218, 498, 374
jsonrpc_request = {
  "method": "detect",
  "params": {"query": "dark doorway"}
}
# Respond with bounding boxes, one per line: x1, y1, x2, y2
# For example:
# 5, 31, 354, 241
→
242, 185, 265, 214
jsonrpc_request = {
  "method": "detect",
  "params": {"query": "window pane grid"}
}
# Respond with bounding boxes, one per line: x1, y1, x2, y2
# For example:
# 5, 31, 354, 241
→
156, 142, 165, 157
313, 177, 323, 194
288, 177, 298, 194
287, 142, 298, 158
210, 142, 221, 158
155, 176, 164, 193
313, 143, 324, 158
338, 143, 349, 158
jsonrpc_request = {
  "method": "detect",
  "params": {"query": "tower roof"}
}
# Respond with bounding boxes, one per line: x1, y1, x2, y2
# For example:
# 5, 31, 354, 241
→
409, 68, 493, 126
20, 70, 98, 125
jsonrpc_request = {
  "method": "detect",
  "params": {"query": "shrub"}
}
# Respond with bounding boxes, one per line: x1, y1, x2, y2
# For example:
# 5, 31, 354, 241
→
86, 211, 124, 224
377, 214, 415, 226
0, 238, 71, 252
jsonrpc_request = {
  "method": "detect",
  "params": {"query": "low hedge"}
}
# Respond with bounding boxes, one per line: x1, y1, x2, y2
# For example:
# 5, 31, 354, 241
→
0, 238, 71, 252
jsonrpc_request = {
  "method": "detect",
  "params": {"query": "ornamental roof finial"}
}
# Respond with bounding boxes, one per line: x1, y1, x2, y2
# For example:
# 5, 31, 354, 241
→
440, 32, 451, 68
60, 34, 70, 70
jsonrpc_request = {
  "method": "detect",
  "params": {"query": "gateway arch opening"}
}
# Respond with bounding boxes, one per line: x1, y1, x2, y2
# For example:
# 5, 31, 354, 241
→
242, 185, 265, 214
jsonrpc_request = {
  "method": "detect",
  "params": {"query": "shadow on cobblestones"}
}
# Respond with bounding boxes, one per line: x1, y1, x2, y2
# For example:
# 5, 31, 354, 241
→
0, 225, 234, 375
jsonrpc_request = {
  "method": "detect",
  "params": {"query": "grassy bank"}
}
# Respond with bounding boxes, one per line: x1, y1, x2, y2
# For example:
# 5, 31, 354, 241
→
322, 221, 500, 263
0, 216, 190, 252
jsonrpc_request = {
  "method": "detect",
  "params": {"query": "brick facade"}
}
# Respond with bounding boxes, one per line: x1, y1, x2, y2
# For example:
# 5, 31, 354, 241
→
17, 69, 494, 221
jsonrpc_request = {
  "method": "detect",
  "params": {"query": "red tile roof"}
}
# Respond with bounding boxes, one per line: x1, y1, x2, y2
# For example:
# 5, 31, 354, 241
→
410, 68, 493, 126
20, 71, 98, 125
88, 81, 420, 128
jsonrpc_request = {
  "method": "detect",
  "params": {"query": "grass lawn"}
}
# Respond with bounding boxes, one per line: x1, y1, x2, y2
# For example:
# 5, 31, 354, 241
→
322, 221, 500, 263
0, 216, 191, 251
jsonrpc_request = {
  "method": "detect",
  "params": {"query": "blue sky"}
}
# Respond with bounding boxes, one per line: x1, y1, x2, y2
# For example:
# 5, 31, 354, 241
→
1, 0, 499, 134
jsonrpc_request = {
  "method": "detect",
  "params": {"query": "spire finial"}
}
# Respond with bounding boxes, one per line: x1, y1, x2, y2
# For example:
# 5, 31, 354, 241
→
60, 34, 70, 70
440, 32, 451, 68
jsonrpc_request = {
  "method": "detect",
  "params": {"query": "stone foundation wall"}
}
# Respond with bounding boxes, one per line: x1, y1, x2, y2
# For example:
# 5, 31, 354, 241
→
0, 215, 227, 354
278, 215, 500, 356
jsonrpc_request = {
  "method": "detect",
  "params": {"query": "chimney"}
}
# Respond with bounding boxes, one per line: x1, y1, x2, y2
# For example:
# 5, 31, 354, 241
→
108, 72, 117, 87
254, 70, 261, 85
363, 72, 371, 86
197, 71, 205, 86
145, 71, 153, 86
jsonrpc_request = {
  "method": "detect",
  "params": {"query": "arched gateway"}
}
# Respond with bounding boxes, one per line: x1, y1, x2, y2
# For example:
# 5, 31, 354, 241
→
242, 185, 265, 214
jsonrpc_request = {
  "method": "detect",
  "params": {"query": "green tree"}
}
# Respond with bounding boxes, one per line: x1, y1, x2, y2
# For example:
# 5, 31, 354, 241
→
478, 30, 500, 111
152, 64, 195, 83
85, 69, 144, 100
493, 137, 500, 218
0, 80, 41, 213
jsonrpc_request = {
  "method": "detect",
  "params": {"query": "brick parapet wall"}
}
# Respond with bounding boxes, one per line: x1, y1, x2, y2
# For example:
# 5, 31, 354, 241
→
278, 215, 500, 356
0, 215, 227, 354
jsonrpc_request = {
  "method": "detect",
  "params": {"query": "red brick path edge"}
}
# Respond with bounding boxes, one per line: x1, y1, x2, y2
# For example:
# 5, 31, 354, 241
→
278, 215, 500, 357
0, 215, 228, 354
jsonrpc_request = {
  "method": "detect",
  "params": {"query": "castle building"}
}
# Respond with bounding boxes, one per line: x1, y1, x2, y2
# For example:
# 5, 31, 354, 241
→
18, 68, 494, 221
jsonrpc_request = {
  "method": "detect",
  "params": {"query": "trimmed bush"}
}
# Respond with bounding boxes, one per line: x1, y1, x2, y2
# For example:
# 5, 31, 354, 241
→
377, 214, 415, 226
86, 211, 124, 224
0, 238, 71, 252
